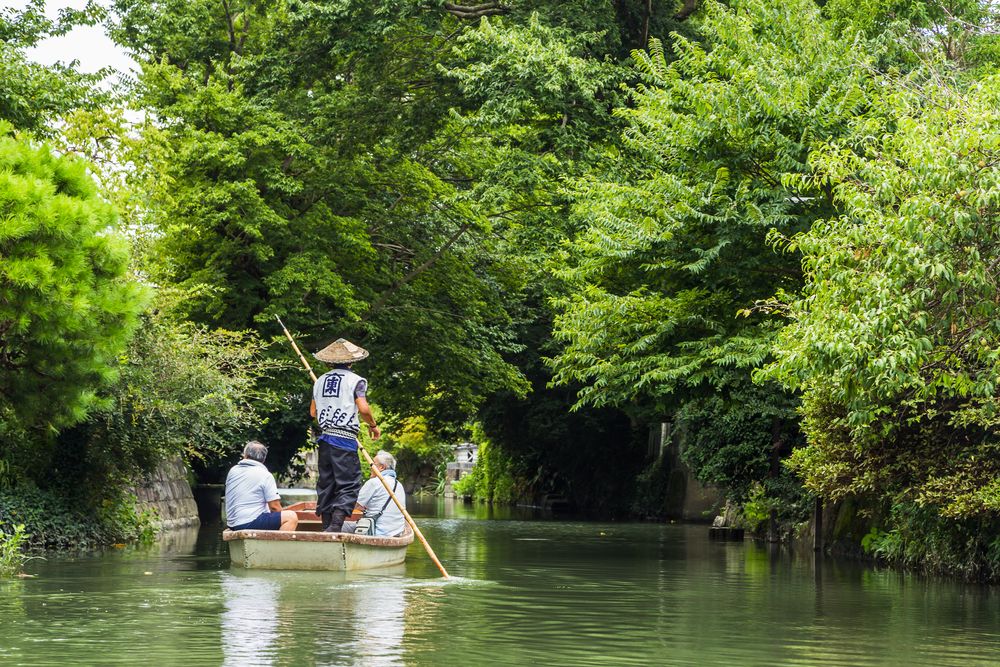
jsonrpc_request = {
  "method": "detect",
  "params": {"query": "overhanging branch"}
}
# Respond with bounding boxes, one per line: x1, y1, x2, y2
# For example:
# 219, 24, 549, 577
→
442, 2, 508, 19
364, 220, 474, 321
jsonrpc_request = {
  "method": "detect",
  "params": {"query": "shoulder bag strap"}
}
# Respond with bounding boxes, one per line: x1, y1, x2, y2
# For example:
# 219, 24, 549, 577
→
378, 479, 398, 515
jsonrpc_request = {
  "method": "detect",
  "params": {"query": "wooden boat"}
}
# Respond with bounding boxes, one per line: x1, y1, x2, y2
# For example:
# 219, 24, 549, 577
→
223, 502, 414, 571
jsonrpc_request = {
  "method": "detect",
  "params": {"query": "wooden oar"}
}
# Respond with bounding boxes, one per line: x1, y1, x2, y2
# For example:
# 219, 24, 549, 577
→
275, 315, 451, 579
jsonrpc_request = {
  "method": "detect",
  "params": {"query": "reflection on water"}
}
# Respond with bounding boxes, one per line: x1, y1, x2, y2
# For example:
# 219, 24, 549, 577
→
358, 579, 406, 666
220, 573, 280, 666
2, 499, 1000, 666
219, 568, 409, 666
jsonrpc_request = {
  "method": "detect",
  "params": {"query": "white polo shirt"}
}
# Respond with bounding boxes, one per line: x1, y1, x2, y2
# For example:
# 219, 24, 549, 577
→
225, 459, 280, 527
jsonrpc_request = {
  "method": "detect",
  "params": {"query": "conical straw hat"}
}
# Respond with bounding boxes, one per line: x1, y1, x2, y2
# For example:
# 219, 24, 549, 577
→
314, 338, 370, 364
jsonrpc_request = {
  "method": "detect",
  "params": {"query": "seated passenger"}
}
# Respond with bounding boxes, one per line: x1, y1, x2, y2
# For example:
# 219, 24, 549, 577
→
225, 441, 298, 532
342, 451, 407, 537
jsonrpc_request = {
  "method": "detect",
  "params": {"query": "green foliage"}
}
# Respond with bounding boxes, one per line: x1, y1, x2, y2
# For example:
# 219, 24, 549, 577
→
442, 9, 646, 514
0, 523, 29, 577
741, 483, 772, 527
56, 293, 283, 495
0, 1, 108, 134
675, 381, 800, 502
0, 127, 146, 461
480, 371, 646, 514
764, 71, 1000, 520
860, 503, 1000, 581
106, 0, 689, 488
823, 0, 1000, 69
0, 486, 155, 551
452, 439, 523, 505
379, 416, 453, 486
552, 0, 864, 411
111, 0, 532, 439
450, 466, 477, 498
546, 0, 866, 510
0, 458, 11, 491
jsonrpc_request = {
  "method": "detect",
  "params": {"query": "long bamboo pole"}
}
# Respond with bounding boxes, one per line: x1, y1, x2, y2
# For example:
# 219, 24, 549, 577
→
275, 315, 451, 578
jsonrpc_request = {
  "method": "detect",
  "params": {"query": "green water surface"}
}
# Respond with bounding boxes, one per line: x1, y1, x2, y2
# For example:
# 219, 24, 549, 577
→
2, 500, 999, 666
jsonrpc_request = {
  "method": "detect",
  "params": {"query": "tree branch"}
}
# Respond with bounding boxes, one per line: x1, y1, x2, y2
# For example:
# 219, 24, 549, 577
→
442, 2, 508, 19
674, 0, 698, 21
221, 0, 237, 53
644, 0, 651, 45
365, 221, 474, 320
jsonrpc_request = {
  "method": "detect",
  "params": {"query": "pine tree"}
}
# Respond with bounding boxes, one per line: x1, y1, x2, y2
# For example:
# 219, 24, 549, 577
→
0, 125, 146, 456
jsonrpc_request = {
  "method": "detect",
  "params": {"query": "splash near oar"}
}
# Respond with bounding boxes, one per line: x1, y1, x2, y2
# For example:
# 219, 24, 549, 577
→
275, 315, 451, 579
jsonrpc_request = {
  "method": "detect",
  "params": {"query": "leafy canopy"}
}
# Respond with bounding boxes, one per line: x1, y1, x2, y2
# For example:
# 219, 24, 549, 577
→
0, 0, 109, 134
550, 0, 867, 413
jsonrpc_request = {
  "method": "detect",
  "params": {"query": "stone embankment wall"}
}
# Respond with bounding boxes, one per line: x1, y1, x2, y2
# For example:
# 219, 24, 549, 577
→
655, 423, 722, 522
133, 457, 200, 530
443, 461, 474, 498
791, 498, 872, 558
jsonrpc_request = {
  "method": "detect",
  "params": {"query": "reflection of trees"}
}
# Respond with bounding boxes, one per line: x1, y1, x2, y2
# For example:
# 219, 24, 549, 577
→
0, 580, 26, 620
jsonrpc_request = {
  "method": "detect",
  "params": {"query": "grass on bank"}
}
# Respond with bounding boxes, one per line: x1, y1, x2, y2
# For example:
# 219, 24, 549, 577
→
0, 524, 29, 577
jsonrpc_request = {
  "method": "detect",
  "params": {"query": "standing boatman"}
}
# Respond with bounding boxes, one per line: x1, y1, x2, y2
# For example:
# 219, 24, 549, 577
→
310, 338, 381, 533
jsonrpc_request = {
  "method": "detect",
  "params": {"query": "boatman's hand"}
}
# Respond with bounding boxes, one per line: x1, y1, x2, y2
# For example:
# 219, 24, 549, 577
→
369, 424, 382, 440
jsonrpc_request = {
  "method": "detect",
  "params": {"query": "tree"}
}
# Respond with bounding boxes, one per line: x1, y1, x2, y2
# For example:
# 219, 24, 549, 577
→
111, 0, 532, 437
0, 125, 146, 475
763, 70, 1000, 520
107, 0, 694, 458
823, 0, 1000, 69
548, 0, 867, 503
0, 0, 108, 134
55, 292, 283, 502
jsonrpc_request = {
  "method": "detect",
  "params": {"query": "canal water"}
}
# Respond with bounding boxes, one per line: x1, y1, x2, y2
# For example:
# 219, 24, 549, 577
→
3, 499, 1000, 666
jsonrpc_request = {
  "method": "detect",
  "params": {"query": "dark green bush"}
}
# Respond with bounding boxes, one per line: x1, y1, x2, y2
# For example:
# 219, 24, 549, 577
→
862, 502, 1000, 581
0, 486, 154, 551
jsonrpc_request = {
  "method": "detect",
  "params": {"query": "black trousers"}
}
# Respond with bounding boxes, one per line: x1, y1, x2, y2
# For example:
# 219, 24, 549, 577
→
316, 444, 362, 516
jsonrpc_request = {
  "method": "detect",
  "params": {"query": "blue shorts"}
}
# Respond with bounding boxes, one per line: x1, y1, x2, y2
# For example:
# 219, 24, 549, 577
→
231, 510, 282, 531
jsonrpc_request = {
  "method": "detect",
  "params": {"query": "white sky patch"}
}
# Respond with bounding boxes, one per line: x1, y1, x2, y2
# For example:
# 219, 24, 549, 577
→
9, 0, 146, 125
8, 0, 139, 80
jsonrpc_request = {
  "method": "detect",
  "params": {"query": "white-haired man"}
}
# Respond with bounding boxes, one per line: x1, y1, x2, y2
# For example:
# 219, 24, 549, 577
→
225, 441, 298, 532
342, 451, 407, 538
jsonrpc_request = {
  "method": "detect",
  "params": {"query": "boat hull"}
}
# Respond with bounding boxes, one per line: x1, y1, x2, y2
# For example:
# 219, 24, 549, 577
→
226, 532, 410, 571
223, 503, 414, 571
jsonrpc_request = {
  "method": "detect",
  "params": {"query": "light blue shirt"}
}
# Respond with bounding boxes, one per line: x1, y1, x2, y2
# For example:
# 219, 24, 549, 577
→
225, 459, 280, 527
357, 470, 407, 537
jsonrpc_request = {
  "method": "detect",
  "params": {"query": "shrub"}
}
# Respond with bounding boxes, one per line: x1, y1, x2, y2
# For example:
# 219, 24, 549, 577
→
43, 287, 284, 508
63, 298, 282, 485
860, 502, 1000, 581
0, 486, 155, 551
0, 524, 29, 577
378, 416, 452, 489
453, 440, 523, 504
